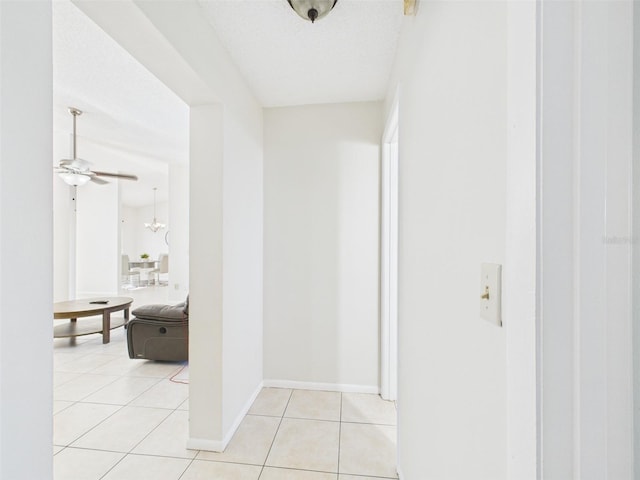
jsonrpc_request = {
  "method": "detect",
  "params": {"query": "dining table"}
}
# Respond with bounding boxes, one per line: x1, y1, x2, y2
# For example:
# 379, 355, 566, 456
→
129, 260, 158, 285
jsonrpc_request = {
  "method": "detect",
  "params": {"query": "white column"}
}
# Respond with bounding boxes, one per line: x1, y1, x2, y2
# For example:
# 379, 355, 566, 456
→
168, 163, 189, 301
188, 104, 224, 449
0, 1, 53, 478
75, 181, 120, 296
53, 131, 74, 302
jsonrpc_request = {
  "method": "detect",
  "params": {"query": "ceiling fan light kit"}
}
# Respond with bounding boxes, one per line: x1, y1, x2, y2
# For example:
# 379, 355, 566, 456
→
287, 0, 337, 23
55, 107, 138, 187
59, 172, 91, 187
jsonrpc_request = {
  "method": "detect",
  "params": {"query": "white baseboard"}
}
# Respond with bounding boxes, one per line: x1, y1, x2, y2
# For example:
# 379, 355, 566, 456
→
186, 437, 225, 452
263, 379, 379, 394
187, 381, 264, 453
220, 381, 264, 448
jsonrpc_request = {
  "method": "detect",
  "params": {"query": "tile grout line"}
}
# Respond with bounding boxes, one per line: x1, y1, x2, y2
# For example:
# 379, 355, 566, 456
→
67, 400, 178, 411
337, 392, 343, 478
90, 375, 187, 479
91, 374, 164, 405
55, 374, 122, 404
174, 385, 199, 480
60, 445, 191, 459
55, 360, 183, 409
55, 374, 182, 451
53, 351, 184, 441
97, 450, 128, 480
59, 403, 126, 449
53, 379, 175, 444
257, 388, 294, 480
124, 407, 174, 455
176, 454, 197, 480
52, 398, 80, 417
120, 375, 169, 408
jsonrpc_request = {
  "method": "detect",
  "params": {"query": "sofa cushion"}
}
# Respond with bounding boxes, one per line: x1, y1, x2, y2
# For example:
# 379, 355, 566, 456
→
132, 303, 187, 322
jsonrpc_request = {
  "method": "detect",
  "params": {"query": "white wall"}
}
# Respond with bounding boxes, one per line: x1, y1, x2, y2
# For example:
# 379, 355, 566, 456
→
75, 181, 120, 296
120, 205, 136, 261
169, 163, 189, 300
189, 104, 224, 445
387, 3, 507, 479
120, 201, 171, 287
0, 1, 53, 477
264, 102, 381, 390
123, 201, 169, 261
53, 146, 169, 299
53, 172, 73, 302
222, 107, 264, 433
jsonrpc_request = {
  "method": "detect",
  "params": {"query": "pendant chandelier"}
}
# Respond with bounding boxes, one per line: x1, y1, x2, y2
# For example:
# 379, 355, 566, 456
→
144, 187, 166, 233
287, 0, 338, 23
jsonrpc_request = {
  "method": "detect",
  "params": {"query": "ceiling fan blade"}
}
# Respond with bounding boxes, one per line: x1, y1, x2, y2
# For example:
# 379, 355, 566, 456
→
92, 171, 138, 181
60, 158, 91, 171
58, 110, 139, 185
90, 176, 109, 185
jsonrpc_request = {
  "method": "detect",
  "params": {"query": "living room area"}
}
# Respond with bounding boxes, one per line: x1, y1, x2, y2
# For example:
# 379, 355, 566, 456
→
51, 0, 189, 310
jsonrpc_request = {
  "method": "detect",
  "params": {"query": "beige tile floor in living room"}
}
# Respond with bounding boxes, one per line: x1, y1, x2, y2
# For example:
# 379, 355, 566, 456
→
53, 287, 397, 480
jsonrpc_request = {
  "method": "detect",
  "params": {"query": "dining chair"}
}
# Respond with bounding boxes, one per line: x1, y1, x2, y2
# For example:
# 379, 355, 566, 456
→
121, 254, 141, 287
149, 253, 169, 285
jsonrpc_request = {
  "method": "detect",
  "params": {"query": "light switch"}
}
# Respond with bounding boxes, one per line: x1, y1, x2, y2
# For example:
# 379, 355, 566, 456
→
480, 263, 502, 326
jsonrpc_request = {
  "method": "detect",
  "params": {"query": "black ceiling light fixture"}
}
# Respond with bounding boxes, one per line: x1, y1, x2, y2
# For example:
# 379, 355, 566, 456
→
287, 0, 338, 23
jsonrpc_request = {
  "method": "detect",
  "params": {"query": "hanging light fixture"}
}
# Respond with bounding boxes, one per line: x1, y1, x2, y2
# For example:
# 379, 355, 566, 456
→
144, 187, 166, 233
287, 0, 338, 23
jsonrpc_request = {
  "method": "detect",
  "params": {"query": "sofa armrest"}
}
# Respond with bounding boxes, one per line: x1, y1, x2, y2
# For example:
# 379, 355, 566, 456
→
132, 303, 188, 322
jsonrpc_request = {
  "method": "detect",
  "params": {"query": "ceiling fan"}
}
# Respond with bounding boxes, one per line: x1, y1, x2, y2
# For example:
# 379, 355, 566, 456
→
55, 107, 138, 186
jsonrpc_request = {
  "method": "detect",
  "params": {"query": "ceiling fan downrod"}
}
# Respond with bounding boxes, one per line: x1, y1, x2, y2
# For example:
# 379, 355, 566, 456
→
69, 107, 82, 160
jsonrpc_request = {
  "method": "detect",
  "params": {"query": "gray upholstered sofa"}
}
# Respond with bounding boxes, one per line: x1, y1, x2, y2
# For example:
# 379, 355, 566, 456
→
127, 296, 189, 361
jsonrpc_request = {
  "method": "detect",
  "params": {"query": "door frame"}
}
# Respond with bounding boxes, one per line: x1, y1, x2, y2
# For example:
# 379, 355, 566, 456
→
381, 94, 399, 401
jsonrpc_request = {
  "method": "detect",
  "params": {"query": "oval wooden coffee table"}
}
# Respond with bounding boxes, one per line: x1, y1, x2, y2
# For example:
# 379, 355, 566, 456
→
53, 297, 133, 344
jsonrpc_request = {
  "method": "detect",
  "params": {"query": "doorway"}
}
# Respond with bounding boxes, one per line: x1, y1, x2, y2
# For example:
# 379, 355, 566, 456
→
381, 97, 399, 401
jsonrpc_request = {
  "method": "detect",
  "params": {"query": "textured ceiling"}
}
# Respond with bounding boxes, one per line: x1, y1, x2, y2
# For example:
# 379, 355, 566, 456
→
53, 0, 189, 207
52, 0, 403, 206
198, 0, 404, 107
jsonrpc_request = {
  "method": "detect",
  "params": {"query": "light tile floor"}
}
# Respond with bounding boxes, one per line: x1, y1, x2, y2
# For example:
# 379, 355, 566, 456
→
54, 289, 397, 480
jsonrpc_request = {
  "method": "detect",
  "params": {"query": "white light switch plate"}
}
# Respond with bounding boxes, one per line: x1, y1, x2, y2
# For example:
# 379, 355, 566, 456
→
480, 263, 502, 326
